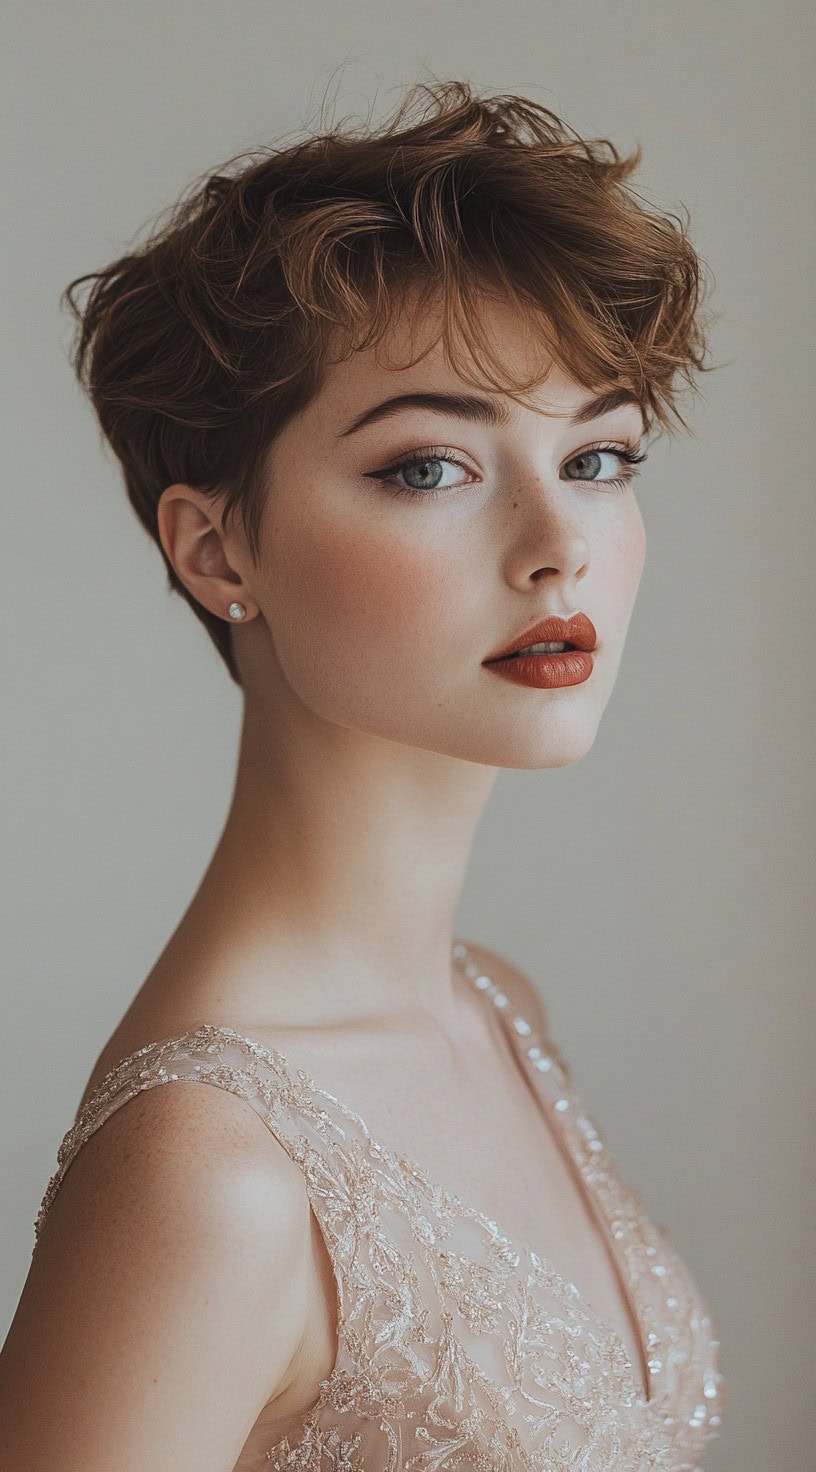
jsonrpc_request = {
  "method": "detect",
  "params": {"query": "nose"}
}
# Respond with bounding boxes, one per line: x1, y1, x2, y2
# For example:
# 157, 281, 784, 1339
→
501, 480, 591, 588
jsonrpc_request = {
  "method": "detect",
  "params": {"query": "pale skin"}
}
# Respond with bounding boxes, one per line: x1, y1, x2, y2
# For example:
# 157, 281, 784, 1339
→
0, 290, 648, 1469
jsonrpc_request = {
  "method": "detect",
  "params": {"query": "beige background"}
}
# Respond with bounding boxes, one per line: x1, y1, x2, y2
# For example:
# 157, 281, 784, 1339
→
2, 4, 814, 1468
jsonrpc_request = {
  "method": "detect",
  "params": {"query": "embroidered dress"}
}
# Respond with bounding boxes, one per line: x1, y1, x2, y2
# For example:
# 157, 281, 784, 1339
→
34, 942, 726, 1470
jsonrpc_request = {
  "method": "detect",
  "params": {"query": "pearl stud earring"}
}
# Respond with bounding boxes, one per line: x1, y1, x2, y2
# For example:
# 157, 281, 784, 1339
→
228, 601, 246, 621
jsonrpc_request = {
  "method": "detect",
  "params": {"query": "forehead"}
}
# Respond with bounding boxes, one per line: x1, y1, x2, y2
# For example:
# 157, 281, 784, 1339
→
314, 286, 642, 430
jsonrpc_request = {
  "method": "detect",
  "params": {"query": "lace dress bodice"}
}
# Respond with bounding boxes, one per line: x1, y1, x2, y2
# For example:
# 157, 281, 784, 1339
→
33, 942, 726, 1470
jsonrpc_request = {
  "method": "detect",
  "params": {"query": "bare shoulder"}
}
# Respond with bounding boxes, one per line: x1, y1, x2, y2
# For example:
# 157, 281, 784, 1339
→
0, 1080, 313, 1472
458, 938, 549, 1037
47, 1068, 314, 1241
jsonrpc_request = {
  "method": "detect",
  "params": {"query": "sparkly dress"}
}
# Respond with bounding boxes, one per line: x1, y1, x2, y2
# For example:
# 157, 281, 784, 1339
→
34, 942, 726, 1470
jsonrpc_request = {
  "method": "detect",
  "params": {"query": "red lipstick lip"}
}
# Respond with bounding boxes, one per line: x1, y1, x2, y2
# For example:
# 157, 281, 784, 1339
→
483, 612, 597, 662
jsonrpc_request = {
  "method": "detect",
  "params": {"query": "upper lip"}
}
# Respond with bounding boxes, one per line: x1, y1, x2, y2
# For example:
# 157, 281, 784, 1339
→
484, 612, 597, 661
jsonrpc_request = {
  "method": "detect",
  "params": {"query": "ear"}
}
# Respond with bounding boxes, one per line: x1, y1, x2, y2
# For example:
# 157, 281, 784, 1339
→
156, 484, 257, 623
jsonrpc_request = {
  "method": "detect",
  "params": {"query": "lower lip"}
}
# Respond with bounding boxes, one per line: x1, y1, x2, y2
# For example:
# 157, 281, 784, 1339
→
483, 650, 595, 688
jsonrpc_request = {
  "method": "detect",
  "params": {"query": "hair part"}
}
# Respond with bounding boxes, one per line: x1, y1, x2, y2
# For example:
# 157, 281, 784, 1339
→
62, 78, 717, 686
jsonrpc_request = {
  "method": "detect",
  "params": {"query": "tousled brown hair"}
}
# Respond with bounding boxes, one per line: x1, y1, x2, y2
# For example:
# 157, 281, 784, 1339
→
62, 78, 716, 686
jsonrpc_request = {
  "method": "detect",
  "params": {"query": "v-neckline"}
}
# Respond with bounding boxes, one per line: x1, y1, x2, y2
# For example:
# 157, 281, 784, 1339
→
164, 942, 654, 1408
451, 944, 653, 1407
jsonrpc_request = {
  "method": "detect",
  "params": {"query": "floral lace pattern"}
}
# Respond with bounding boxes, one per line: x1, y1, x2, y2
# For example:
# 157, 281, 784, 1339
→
34, 943, 726, 1470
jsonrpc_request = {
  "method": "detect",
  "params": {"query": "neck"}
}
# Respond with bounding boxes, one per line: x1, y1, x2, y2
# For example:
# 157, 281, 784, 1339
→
173, 698, 499, 1031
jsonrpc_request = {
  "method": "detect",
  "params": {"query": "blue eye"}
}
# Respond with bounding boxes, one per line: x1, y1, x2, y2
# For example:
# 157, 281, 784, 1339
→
363, 440, 648, 501
562, 444, 648, 492
363, 446, 474, 500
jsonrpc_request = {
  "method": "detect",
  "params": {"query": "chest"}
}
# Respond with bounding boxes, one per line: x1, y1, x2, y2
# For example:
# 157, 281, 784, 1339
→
238, 1038, 649, 1463
350, 1012, 649, 1390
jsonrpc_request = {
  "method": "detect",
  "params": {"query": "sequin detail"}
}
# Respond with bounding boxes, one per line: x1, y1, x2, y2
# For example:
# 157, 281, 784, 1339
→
34, 944, 726, 1470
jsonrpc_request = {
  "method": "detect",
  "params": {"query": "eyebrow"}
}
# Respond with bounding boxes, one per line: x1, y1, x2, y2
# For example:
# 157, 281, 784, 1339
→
337, 386, 646, 438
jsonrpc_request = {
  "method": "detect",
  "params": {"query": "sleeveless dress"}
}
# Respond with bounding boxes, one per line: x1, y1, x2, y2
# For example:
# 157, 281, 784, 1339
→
33, 941, 727, 1471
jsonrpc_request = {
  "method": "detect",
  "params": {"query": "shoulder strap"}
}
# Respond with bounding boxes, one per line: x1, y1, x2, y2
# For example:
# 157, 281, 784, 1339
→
33, 1023, 352, 1248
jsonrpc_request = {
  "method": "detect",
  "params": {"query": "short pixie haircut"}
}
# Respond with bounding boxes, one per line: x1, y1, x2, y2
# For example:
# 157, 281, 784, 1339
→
63, 79, 714, 686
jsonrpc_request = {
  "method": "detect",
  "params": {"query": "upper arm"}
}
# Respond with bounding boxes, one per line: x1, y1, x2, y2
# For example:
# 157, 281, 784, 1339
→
0, 1081, 314, 1472
461, 939, 549, 1039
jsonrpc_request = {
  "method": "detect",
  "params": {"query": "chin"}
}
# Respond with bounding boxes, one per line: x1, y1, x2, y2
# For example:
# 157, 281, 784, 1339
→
498, 733, 599, 772
412, 710, 603, 770
484, 699, 604, 770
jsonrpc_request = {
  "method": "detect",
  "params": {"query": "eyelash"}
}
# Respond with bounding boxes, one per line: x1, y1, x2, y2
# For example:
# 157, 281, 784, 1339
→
365, 441, 648, 500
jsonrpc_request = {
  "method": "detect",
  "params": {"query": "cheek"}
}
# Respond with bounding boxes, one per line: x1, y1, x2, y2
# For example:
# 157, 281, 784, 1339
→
604, 498, 646, 605
263, 499, 459, 694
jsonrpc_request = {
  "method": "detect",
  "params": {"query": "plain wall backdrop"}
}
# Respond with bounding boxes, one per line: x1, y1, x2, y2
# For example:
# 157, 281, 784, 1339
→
2, 4, 814, 1469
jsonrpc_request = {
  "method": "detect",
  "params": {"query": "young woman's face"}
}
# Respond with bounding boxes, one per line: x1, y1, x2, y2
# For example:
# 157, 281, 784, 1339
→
243, 293, 647, 769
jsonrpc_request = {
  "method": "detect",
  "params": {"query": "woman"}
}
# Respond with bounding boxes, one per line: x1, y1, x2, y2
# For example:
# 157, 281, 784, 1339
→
0, 79, 726, 1469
